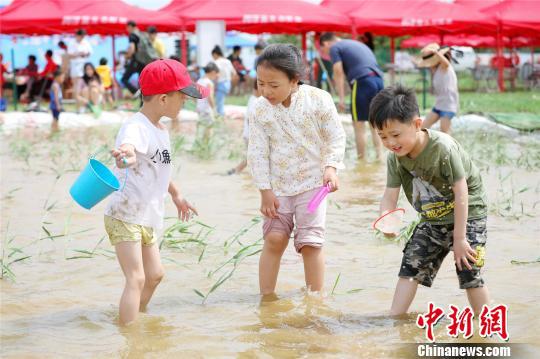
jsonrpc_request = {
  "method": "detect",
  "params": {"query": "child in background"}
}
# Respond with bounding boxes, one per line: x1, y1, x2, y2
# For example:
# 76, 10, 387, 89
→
369, 85, 489, 315
78, 62, 103, 117
96, 58, 115, 109
247, 44, 346, 296
227, 80, 260, 175
416, 43, 459, 134
49, 69, 64, 133
105, 59, 209, 325
196, 62, 219, 140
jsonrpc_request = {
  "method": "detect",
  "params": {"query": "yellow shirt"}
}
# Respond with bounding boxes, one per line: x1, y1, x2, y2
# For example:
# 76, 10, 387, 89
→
153, 38, 166, 58
96, 65, 112, 88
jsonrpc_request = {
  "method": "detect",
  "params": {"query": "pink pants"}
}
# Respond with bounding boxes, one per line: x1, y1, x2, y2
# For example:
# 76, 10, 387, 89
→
262, 187, 327, 253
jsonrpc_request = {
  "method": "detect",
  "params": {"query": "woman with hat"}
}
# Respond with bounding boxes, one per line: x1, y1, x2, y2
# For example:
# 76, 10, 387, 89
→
417, 43, 459, 134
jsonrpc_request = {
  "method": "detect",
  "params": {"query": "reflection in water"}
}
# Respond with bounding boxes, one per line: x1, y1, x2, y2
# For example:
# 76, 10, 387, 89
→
237, 291, 423, 358
118, 315, 176, 357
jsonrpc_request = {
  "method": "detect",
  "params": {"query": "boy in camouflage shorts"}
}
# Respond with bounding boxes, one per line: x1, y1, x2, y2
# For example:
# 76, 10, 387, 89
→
368, 85, 490, 315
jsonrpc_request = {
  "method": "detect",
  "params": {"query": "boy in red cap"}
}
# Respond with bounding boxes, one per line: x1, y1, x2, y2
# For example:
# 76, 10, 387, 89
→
104, 59, 209, 326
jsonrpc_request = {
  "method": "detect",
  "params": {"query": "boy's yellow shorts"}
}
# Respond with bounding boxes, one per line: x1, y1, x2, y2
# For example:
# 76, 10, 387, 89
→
104, 215, 157, 246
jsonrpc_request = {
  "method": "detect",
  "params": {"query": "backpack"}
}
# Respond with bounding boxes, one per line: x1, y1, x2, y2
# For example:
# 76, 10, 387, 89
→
133, 29, 158, 65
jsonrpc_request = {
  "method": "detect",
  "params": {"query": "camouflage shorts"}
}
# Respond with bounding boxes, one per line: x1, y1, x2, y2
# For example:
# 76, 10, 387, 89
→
398, 217, 487, 289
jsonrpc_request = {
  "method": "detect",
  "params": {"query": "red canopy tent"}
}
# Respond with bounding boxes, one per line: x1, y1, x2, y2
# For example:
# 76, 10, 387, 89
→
163, 0, 352, 64
0, 0, 180, 35
347, 0, 495, 36
164, 0, 352, 34
482, 0, 540, 37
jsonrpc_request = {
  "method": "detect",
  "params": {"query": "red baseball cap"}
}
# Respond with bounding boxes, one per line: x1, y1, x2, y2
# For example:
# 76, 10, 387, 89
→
139, 59, 209, 98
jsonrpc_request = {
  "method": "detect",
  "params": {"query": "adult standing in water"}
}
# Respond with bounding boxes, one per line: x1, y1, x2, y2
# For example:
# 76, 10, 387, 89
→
320, 32, 384, 161
211, 45, 237, 117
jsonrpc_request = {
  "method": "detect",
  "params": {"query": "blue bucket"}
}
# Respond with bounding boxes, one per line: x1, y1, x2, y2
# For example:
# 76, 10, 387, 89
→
70, 158, 121, 209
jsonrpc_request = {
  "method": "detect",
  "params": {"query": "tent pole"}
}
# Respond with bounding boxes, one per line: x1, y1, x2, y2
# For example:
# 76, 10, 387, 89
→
497, 21, 505, 92
181, 22, 187, 65
390, 36, 395, 85
112, 35, 116, 82
302, 32, 307, 61
11, 47, 17, 111
422, 67, 427, 111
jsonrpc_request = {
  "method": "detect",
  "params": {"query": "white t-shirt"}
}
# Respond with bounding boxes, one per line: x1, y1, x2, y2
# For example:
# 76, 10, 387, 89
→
433, 65, 459, 113
196, 77, 214, 115
105, 112, 172, 232
68, 38, 93, 78
214, 57, 235, 82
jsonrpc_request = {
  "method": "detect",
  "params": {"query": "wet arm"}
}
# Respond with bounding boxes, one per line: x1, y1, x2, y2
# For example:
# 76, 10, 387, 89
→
332, 61, 346, 109
380, 187, 400, 215
168, 181, 182, 199
452, 177, 468, 241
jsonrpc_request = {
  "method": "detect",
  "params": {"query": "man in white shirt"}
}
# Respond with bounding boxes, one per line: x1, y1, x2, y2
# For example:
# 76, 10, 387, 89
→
68, 29, 92, 112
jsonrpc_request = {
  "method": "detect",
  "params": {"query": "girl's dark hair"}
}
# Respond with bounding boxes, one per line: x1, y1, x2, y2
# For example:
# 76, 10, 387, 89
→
203, 62, 219, 73
82, 62, 101, 85
211, 45, 223, 57
368, 84, 419, 130
256, 44, 304, 81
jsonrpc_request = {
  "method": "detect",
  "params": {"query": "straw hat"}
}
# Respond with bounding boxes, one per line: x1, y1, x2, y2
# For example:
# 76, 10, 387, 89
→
415, 43, 450, 68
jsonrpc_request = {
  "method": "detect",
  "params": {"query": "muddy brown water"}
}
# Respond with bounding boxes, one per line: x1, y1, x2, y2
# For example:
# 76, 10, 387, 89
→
1, 121, 539, 358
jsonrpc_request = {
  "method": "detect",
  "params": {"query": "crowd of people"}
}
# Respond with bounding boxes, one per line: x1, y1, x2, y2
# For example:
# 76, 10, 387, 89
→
0, 20, 269, 133
0, 25, 460, 141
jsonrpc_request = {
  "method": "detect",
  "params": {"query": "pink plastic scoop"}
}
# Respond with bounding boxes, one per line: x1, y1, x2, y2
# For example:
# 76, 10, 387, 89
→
307, 184, 331, 214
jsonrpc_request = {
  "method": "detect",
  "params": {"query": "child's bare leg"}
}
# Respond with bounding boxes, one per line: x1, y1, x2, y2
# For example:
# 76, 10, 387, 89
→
440, 116, 452, 134
466, 286, 490, 314
90, 86, 100, 106
259, 232, 289, 295
51, 119, 59, 133
422, 111, 439, 129
140, 243, 164, 312
115, 241, 145, 325
300, 246, 324, 292
77, 87, 89, 108
390, 277, 419, 316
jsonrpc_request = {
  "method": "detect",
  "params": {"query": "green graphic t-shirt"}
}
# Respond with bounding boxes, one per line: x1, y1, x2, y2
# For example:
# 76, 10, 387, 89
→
387, 129, 487, 224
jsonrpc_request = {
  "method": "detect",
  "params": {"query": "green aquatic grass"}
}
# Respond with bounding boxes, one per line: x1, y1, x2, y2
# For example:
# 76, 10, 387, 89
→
1, 222, 31, 282
66, 236, 115, 260
194, 216, 263, 304
511, 257, 540, 265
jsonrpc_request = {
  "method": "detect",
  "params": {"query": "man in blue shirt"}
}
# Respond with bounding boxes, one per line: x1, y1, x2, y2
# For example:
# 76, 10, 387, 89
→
320, 32, 384, 161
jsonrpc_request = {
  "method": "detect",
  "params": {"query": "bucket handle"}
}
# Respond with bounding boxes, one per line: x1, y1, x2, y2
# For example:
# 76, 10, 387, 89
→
90, 148, 128, 192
